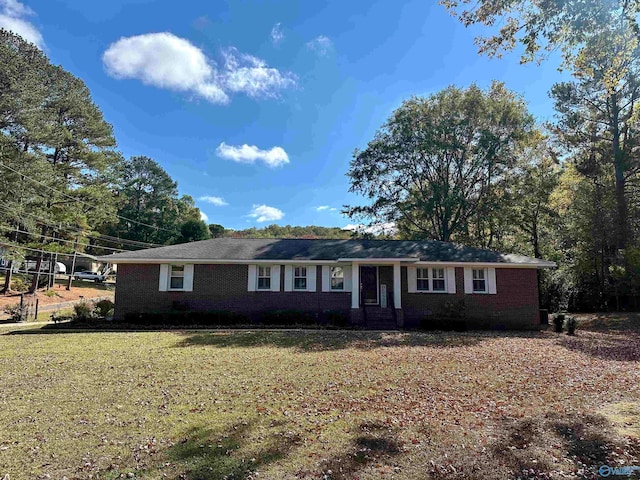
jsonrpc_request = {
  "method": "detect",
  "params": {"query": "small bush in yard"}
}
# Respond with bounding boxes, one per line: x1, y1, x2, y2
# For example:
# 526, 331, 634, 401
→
565, 316, 578, 335
94, 299, 115, 318
73, 301, 94, 321
197, 310, 248, 326
9, 277, 28, 292
553, 313, 565, 333
3, 303, 27, 322
50, 311, 71, 324
262, 310, 316, 326
323, 310, 348, 328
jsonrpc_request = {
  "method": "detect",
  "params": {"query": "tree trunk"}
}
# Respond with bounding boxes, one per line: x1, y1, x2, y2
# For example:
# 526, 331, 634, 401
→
29, 253, 43, 293
611, 93, 628, 251
1, 260, 13, 294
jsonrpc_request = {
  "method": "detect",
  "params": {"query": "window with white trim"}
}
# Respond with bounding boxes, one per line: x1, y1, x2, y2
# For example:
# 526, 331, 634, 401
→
417, 268, 430, 291
330, 266, 344, 291
257, 266, 271, 290
432, 268, 446, 292
472, 269, 487, 293
169, 265, 184, 290
416, 267, 446, 292
293, 266, 307, 290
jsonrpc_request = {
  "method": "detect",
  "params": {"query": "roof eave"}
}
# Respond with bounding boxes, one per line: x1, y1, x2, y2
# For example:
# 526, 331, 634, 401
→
97, 257, 557, 268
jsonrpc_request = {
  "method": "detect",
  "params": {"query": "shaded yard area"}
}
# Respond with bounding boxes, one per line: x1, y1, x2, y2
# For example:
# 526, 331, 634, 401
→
0, 325, 639, 479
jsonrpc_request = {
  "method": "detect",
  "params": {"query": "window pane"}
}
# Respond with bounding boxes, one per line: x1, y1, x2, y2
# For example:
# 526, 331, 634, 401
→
331, 278, 344, 290
473, 279, 486, 292
331, 266, 344, 278
417, 268, 428, 280
417, 279, 429, 291
294, 266, 306, 277
258, 266, 271, 277
294, 277, 307, 290
258, 277, 271, 289
171, 265, 184, 276
170, 277, 184, 289
433, 279, 446, 291
472, 269, 484, 280
433, 268, 444, 279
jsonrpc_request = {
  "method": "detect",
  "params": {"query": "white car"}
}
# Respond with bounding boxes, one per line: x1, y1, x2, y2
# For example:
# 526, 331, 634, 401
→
74, 271, 106, 283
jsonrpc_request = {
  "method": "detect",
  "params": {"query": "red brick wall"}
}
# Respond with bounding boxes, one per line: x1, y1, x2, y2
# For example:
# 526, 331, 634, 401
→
401, 267, 540, 329
114, 264, 350, 320
114, 263, 540, 329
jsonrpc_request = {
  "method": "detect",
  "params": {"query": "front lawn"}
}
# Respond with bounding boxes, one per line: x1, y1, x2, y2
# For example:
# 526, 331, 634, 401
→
0, 327, 638, 479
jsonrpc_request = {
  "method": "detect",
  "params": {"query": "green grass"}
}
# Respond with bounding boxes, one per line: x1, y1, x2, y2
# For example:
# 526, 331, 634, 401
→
0, 328, 638, 479
35, 307, 74, 322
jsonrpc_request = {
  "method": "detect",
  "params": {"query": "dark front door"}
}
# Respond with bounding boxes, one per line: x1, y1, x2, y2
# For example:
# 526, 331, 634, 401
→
360, 266, 378, 305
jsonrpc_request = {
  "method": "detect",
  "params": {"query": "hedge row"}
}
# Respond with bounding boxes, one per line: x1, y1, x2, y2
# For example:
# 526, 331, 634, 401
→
120, 309, 349, 328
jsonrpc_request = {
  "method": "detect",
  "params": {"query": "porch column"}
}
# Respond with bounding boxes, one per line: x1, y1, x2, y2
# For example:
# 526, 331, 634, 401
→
351, 262, 360, 309
393, 262, 401, 309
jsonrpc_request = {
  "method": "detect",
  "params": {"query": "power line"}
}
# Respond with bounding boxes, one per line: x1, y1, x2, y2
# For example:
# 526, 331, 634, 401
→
0, 161, 177, 234
0, 203, 155, 249
0, 241, 77, 259
0, 225, 127, 252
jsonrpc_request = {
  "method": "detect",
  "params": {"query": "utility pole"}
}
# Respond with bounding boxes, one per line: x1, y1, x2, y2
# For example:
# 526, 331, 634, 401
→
66, 250, 77, 290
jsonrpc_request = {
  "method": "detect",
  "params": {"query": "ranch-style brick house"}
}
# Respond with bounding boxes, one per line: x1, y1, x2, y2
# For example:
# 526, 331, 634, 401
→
99, 238, 556, 329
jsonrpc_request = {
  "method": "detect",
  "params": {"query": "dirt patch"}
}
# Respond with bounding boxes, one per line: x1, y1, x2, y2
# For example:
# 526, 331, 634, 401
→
0, 280, 114, 310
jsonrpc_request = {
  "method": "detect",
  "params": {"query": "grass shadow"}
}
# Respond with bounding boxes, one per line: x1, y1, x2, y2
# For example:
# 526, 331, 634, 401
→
555, 331, 640, 361
317, 421, 403, 479
173, 330, 509, 352
483, 412, 640, 479
150, 420, 300, 480
577, 312, 640, 333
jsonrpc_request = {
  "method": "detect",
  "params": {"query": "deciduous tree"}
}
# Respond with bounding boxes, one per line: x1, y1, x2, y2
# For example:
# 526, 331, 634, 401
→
345, 82, 534, 247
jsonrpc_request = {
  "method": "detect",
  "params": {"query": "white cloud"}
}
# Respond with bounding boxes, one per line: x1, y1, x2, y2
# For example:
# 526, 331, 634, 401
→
270, 23, 284, 45
102, 33, 296, 105
316, 205, 338, 212
103, 32, 228, 104
342, 222, 397, 236
0, 0, 43, 48
199, 195, 228, 206
1, 0, 31, 17
306, 35, 333, 56
221, 47, 296, 98
248, 204, 284, 223
216, 142, 289, 168
200, 211, 209, 222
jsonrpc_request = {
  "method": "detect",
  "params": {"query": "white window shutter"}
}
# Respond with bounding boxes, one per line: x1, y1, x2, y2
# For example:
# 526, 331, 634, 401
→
321, 266, 330, 292
271, 265, 281, 292
488, 268, 497, 294
284, 265, 293, 292
183, 264, 194, 292
158, 264, 169, 291
407, 266, 417, 293
446, 267, 456, 294
343, 266, 352, 292
464, 268, 473, 294
247, 265, 257, 292
307, 265, 317, 292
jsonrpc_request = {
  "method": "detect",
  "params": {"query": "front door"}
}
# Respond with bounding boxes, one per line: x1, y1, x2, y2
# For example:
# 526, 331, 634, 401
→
360, 266, 378, 305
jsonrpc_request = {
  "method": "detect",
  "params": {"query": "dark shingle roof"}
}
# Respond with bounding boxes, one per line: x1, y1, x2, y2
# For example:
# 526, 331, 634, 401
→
98, 238, 555, 267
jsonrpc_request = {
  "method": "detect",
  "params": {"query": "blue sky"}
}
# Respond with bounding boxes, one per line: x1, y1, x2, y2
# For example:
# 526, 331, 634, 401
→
2, 0, 567, 230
